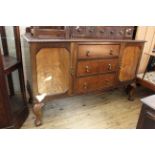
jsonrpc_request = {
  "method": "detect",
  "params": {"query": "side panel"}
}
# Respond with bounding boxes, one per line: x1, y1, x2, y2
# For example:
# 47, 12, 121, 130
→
119, 44, 142, 82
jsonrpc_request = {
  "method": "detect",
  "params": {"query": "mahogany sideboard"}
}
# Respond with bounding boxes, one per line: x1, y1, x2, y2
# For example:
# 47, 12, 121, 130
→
24, 33, 145, 126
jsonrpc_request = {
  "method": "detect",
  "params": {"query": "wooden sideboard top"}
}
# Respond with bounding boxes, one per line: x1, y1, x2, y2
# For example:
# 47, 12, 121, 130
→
23, 34, 146, 43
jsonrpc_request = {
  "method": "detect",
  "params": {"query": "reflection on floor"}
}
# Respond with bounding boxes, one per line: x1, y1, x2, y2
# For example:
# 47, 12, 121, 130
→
22, 87, 154, 129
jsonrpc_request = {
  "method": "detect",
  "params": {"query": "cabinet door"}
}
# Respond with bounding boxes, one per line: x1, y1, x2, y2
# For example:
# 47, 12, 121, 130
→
119, 44, 142, 82
36, 48, 70, 96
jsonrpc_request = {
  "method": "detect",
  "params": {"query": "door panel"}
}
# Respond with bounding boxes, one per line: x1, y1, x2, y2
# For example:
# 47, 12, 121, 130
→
36, 48, 70, 95
119, 45, 141, 82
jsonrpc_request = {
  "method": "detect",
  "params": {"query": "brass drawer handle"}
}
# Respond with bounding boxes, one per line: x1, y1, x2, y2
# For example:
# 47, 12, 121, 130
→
108, 64, 112, 70
83, 82, 88, 89
86, 51, 90, 57
85, 66, 90, 73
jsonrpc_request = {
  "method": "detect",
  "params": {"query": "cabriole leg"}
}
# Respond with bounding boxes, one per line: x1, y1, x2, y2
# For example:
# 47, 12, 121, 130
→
33, 102, 44, 126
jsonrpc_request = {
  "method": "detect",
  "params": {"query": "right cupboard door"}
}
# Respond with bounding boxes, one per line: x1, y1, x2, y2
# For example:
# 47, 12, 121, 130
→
119, 44, 143, 82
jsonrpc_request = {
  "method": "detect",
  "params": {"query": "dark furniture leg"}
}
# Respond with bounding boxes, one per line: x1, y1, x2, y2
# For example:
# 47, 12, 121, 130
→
126, 82, 136, 101
33, 101, 44, 126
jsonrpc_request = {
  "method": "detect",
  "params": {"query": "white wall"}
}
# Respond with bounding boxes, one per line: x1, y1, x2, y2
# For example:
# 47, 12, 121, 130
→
136, 26, 155, 73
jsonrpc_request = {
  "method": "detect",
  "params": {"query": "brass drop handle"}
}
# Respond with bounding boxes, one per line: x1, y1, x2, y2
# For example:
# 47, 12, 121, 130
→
109, 49, 113, 55
108, 64, 112, 70
85, 66, 90, 73
86, 51, 90, 57
83, 82, 88, 89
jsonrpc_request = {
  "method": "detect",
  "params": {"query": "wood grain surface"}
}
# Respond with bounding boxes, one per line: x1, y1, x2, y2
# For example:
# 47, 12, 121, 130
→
22, 87, 153, 129
119, 45, 141, 81
36, 48, 70, 96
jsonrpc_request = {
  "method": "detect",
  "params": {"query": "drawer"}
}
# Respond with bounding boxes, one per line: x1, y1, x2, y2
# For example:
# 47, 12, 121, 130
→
78, 44, 120, 59
77, 59, 118, 76
99, 74, 116, 90
75, 73, 116, 93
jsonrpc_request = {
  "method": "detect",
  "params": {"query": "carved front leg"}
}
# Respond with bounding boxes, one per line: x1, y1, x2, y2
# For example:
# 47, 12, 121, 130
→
126, 83, 136, 101
33, 102, 44, 126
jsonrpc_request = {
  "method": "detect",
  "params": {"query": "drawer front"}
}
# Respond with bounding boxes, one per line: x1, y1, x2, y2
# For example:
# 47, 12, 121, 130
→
75, 73, 116, 93
77, 59, 118, 76
99, 74, 116, 90
78, 44, 120, 59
